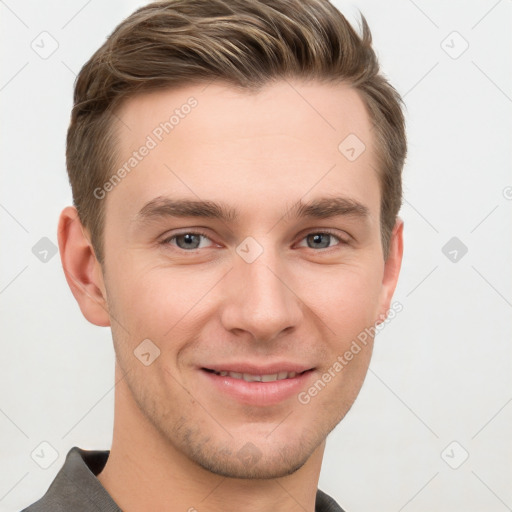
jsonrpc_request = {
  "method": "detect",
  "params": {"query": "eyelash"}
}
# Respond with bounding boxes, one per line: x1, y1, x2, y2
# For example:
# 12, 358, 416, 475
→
160, 229, 349, 251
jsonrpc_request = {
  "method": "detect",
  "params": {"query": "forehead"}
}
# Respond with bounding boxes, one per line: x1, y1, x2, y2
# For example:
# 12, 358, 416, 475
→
106, 79, 379, 224
115, 79, 372, 152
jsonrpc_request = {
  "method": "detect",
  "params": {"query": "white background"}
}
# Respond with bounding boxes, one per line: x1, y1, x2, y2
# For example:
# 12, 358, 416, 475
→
1, 1, 511, 511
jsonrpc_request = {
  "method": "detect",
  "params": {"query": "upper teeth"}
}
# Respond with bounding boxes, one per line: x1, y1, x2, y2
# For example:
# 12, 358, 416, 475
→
214, 371, 297, 382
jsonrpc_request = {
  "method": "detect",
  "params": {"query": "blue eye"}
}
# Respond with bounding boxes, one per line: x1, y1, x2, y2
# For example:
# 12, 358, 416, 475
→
162, 231, 213, 250
161, 230, 347, 253
299, 232, 345, 250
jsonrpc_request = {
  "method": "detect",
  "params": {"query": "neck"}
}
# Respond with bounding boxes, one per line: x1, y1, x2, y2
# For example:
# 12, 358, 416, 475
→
97, 364, 325, 512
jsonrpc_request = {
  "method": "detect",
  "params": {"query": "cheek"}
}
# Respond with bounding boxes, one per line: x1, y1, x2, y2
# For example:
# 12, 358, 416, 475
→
305, 268, 381, 412
296, 259, 384, 337
106, 244, 384, 348
106, 260, 217, 340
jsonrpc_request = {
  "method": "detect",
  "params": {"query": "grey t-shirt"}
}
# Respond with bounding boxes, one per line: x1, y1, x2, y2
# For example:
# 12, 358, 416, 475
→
21, 446, 345, 512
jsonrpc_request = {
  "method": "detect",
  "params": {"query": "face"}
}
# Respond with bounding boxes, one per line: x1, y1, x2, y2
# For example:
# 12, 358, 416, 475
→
94, 80, 401, 478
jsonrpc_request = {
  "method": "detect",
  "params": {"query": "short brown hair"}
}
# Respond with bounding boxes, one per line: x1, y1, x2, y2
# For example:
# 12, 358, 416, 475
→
66, 0, 406, 263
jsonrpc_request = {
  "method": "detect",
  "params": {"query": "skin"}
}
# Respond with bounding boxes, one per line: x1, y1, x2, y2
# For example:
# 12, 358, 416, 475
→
58, 79, 403, 512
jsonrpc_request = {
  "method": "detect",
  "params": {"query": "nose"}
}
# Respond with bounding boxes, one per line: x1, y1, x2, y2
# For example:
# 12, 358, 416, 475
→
220, 244, 303, 343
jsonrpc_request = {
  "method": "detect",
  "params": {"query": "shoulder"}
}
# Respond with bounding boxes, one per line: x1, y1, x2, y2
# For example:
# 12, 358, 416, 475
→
316, 488, 347, 512
20, 446, 119, 512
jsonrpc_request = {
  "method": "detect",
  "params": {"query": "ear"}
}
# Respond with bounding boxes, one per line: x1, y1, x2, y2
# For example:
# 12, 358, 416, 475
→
376, 218, 404, 324
57, 206, 111, 327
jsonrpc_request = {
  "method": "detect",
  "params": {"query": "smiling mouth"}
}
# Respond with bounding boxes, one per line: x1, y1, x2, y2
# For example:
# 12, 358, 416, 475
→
202, 368, 308, 382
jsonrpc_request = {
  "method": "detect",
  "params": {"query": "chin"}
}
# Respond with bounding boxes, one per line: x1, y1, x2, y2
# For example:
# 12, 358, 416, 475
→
188, 442, 313, 480
168, 418, 329, 480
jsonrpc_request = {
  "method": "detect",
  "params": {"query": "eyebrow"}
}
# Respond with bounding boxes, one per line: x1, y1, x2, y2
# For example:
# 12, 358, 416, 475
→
134, 195, 370, 225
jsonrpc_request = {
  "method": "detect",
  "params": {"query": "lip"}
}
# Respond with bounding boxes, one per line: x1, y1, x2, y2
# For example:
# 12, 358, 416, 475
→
199, 363, 315, 406
202, 362, 312, 375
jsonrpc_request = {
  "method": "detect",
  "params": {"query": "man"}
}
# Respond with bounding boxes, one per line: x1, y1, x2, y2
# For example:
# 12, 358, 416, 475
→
22, 0, 406, 510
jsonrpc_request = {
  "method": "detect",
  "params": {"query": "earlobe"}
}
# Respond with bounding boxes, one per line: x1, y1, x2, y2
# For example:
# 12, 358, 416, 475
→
57, 206, 111, 327
376, 218, 404, 324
